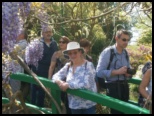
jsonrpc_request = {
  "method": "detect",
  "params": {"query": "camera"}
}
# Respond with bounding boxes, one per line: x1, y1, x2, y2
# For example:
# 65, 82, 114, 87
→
127, 68, 136, 75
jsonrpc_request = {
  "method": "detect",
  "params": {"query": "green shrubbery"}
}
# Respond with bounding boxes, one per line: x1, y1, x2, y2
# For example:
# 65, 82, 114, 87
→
126, 44, 152, 69
91, 38, 111, 67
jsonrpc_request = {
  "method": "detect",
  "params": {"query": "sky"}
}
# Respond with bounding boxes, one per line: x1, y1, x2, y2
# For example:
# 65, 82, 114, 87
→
129, 27, 140, 45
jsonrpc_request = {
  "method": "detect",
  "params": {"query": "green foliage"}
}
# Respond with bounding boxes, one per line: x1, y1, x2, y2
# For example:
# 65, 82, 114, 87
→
102, 20, 132, 44
24, 10, 42, 42
91, 38, 110, 67
126, 44, 152, 69
129, 84, 139, 102
26, 2, 135, 43
137, 28, 152, 45
17, 2, 153, 69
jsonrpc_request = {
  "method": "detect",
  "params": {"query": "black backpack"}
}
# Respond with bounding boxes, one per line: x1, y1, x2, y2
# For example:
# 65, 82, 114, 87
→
142, 61, 152, 75
97, 47, 128, 90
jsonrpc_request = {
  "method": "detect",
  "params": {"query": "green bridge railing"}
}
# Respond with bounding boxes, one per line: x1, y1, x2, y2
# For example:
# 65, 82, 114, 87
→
2, 73, 150, 114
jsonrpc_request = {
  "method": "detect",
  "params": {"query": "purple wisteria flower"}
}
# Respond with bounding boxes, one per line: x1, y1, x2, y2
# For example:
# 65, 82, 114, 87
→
2, 2, 31, 53
25, 38, 44, 68
3, 56, 22, 82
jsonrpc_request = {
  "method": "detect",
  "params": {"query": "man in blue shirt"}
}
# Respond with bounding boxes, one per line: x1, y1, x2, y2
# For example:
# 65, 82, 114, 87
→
96, 29, 132, 114
31, 26, 58, 107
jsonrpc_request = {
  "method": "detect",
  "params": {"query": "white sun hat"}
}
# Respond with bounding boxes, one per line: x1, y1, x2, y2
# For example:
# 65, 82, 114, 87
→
63, 41, 84, 55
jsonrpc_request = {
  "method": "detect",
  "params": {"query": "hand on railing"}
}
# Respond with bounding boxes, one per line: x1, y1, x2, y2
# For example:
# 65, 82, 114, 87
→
55, 80, 69, 92
59, 82, 69, 92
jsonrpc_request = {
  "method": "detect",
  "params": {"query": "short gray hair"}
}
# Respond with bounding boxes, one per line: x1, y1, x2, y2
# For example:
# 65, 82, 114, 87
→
42, 26, 53, 33
116, 29, 132, 39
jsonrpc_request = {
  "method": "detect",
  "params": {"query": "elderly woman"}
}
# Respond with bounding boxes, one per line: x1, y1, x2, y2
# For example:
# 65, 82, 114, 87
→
52, 41, 97, 114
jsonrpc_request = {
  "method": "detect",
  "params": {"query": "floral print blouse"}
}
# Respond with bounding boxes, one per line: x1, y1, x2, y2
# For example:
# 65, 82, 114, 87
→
52, 61, 97, 109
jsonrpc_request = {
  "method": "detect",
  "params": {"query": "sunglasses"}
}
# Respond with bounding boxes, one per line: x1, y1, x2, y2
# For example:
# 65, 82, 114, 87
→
68, 51, 78, 56
121, 38, 130, 42
59, 41, 66, 44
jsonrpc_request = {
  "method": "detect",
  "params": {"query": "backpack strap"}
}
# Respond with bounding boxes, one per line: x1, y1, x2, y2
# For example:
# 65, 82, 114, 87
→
85, 61, 87, 69
124, 49, 129, 62
107, 48, 129, 70
107, 48, 115, 70
67, 62, 71, 73
64, 62, 71, 81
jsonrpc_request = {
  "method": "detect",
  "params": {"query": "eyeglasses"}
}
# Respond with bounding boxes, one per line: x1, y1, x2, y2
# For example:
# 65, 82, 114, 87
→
68, 51, 78, 56
59, 41, 66, 44
121, 38, 130, 42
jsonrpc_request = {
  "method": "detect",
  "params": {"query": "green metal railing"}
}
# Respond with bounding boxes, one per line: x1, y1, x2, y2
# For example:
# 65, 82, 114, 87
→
2, 97, 52, 114
2, 73, 150, 114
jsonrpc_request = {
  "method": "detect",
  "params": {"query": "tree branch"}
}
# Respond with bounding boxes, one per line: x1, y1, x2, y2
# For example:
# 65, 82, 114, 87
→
9, 53, 63, 114
34, 2, 129, 25
140, 7, 152, 11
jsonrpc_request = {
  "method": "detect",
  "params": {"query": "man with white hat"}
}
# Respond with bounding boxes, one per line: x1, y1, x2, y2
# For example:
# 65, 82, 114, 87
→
52, 41, 97, 114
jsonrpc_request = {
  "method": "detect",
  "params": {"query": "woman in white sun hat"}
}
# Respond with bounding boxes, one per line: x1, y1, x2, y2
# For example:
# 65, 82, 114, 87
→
52, 41, 97, 114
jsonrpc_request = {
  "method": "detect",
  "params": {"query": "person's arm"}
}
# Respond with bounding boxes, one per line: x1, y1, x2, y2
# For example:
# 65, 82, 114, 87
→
110, 49, 129, 76
48, 61, 56, 80
96, 49, 110, 78
111, 66, 128, 76
139, 69, 151, 99
52, 63, 70, 91
48, 52, 57, 80
52, 63, 69, 83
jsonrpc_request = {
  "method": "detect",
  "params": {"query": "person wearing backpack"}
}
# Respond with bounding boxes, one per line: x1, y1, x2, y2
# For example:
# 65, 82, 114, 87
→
139, 62, 152, 112
96, 29, 134, 114
52, 41, 97, 114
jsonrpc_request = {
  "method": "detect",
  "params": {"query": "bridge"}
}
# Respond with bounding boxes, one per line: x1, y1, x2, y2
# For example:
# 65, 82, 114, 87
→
2, 73, 150, 114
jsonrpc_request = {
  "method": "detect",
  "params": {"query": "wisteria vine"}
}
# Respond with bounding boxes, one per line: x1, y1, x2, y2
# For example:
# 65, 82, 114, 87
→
2, 2, 51, 75
2, 2, 31, 53
2, 2, 31, 78
25, 38, 44, 68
